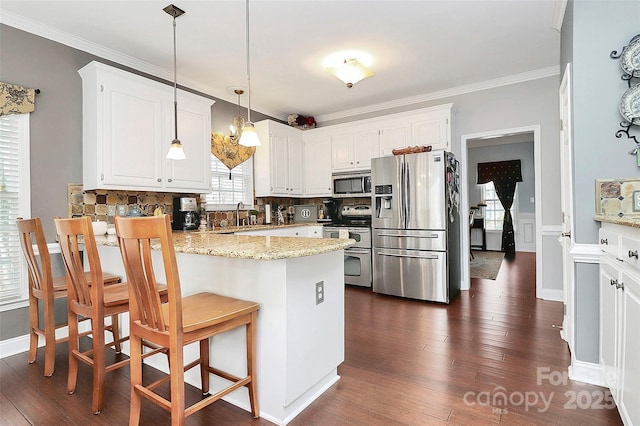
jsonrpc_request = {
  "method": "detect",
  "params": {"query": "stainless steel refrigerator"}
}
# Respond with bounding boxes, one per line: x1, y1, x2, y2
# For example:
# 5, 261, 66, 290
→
371, 151, 460, 303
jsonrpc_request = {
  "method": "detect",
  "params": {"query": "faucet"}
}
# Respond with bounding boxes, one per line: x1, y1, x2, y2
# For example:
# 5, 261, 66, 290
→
236, 201, 244, 227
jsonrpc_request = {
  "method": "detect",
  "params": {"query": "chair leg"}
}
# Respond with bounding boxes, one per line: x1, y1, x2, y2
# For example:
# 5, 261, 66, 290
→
169, 345, 186, 426
199, 339, 210, 395
247, 312, 259, 418
67, 312, 79, 395
42, 297, 57, 377
128, 334, 143, 426
110, 314, 121, 353
91, 320, 107, 414
28, 295, 39, 365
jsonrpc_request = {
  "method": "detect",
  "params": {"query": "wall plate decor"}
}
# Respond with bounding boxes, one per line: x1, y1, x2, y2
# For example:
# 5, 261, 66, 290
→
611, 33, 640, 164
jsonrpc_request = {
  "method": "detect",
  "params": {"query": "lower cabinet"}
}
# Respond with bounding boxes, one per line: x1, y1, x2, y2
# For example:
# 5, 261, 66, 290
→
599, 222, 640, 426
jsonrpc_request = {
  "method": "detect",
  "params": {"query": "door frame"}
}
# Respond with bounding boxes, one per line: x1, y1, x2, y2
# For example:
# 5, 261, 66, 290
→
460, 125, 542, 297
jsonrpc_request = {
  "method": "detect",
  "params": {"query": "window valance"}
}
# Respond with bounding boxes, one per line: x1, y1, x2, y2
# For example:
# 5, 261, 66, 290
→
0, 82, 37, 116
477, 160, 522, 184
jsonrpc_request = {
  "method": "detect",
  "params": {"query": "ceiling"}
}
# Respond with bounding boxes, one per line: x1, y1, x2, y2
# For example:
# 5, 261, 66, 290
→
0, 1, 561, 123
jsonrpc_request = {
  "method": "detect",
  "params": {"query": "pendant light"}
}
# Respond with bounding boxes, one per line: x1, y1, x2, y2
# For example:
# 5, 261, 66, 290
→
164, 4, 186, 160
238, 0, 260, 147
229, 88, 245, 142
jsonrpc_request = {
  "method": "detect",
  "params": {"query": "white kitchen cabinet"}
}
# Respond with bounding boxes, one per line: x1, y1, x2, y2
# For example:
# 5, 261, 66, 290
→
303, 133, 332, 196
79, 61, 213, 193
377, 121, 412, 157
598, 221, 640, 426
254, 120, 304, 197
331, 125, 378, 172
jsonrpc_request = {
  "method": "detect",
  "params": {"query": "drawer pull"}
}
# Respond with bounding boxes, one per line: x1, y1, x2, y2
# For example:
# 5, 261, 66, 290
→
610, 279, 618, 287
628, 250, 639, 259
600, 238, 608, 245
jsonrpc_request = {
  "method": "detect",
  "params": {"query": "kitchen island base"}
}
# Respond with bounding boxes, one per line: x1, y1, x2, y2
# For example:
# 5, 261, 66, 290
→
97, 245, 345, 425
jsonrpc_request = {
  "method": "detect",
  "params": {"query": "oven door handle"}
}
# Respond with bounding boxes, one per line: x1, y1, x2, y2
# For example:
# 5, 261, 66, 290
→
376, 250, 439, 260
346, 248, 371, 255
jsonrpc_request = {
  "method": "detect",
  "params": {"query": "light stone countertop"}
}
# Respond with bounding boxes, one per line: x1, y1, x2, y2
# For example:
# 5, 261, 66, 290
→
94, 224, 355, 260
594, 214, 640, 229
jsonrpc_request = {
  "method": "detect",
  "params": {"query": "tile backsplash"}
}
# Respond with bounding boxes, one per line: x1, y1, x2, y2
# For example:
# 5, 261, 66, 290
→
595, 178, 640, 217
67, 183, 196, 224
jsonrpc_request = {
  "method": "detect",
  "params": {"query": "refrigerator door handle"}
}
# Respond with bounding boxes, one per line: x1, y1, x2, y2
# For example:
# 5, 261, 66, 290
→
377, 250, 440, 260
398, 161, 406, 228
405, 160, 411, 226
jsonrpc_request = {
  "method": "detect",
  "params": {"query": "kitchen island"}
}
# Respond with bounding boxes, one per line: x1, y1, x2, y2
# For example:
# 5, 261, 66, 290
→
95, 228, 354, 425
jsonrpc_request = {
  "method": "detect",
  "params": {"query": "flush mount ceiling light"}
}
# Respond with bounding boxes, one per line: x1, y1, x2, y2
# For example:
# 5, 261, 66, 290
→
164, 3, 186, 160
238, 0, 260, 147
326, 58, 375, 88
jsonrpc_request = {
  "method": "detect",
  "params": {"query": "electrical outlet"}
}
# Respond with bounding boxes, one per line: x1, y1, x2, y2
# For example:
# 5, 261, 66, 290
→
633, 191, 640, 212
315, 281, 324, 305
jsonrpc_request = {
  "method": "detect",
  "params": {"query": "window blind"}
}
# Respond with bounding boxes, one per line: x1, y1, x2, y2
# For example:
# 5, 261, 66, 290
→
0, 114, 30, 307
205, 155, 254, 208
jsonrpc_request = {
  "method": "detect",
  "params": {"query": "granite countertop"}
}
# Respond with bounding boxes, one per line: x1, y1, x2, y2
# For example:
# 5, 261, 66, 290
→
208, 223, 319, 234
594, 214, 640, 229
94, 224, 355, 260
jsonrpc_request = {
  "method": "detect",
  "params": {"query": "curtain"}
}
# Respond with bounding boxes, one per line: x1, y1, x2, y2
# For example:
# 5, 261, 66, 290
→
477, 160, 522, 253
0, 82, 37, 116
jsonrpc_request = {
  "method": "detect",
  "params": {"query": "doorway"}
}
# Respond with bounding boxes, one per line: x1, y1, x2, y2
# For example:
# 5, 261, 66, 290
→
460, 126, 542, 297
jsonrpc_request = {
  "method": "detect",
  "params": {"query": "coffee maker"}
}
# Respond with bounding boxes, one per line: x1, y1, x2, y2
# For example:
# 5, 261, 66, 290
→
172, 197, 200, 231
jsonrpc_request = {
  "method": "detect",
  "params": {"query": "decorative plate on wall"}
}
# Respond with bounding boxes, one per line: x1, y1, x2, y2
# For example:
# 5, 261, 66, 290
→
621, 34, 640, 77
619, 83, 640, 126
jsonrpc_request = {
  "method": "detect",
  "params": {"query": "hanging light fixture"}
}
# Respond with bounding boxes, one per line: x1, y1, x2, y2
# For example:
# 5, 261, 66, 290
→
326, 58, 375, 88
229, 88, 245, 142
164, 4, 186, 160
238, 0, 260, 147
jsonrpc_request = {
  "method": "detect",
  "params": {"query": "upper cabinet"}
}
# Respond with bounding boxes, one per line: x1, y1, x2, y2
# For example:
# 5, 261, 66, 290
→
254, 120, 304, 197
79, 61, 213, 193
332, 125, 379, 172
378, 104, 451, 155
303, 133, 332, 196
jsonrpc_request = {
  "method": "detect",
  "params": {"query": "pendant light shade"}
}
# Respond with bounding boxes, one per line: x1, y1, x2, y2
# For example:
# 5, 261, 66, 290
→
164, 4, 186, 160
239, 0, 260, 147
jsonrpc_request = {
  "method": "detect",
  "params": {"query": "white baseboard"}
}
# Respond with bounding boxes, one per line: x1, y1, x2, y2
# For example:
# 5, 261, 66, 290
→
0, 334, 32, 359
542, 288, 564, 302
569, 359, 606, 387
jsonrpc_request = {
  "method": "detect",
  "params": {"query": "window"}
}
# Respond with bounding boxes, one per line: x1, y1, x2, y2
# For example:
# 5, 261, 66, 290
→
204, 154, 254, 209
482, 181, 516, 231
0, 113, 31, 310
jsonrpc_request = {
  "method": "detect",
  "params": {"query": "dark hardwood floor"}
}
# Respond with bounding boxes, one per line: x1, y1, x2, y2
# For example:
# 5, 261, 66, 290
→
1, 252, 623, 425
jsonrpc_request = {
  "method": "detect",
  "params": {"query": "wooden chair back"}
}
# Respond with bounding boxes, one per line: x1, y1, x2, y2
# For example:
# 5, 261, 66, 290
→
16, 217, 53, 299
115, 215, 182, 334
54, 216, 105, 318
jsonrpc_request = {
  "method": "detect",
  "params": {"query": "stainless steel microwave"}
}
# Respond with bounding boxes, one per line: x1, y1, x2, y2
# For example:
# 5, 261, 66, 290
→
332, 172, 372, 198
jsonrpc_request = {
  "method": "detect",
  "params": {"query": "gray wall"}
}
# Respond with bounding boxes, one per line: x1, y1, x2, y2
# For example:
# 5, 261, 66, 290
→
468, 142, 536, 214
0, 24, 273, 340
561, 0, 640, 364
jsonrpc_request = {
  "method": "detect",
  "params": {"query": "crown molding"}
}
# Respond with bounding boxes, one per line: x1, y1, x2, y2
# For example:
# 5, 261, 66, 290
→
0, 10, 215, 102
552, 0, 568, 32
1, 10, 560, 124
315, 66, 560, 123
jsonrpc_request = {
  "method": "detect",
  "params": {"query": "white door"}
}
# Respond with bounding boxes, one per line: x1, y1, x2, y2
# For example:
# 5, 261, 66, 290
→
559, 63, 575, 352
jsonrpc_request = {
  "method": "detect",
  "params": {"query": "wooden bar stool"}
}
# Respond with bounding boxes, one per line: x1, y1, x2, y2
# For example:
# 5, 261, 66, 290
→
115, 215, 260, 425
54, 216, 166, 414
16, 217, 121, 377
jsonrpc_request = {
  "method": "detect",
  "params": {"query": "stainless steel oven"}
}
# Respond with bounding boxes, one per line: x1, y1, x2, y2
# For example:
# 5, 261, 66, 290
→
323, 226, 372, 287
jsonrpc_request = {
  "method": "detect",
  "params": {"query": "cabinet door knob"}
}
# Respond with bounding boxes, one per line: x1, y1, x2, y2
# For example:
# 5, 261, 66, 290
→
562, 231, 571, 238
610, 278, 618, 287
629, 250, 638, 259
601, 238, 608, 245
615, 281, 625, 290
157, 178, 162, 182
168, 178, 172, 183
